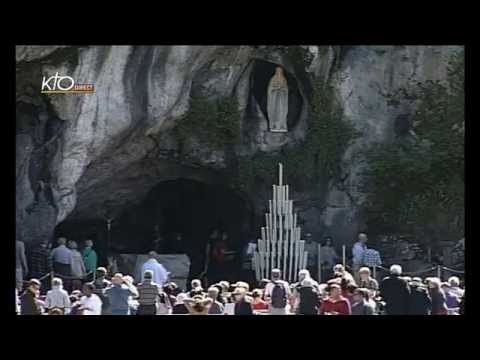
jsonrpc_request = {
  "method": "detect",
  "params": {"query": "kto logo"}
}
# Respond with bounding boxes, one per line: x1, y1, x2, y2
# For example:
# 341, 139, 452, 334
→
41, 72, 95, 94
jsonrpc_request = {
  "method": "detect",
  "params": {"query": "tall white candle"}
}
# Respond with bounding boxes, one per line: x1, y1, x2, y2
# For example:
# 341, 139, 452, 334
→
266, 235, 270, 278
318, 243, 322, 283
279, 163, 283, 186
272, 185, 276, 219
279, 210, 283, 244
286, 185, 289, 202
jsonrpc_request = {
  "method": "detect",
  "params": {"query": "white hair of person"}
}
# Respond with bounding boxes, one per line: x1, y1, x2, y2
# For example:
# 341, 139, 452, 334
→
52, 277, 63, 287
333, 264, 344, 272
359, 267, 371, 275
390, 264, 402, 275
301, 278, 314, 287
429, 277, 442, 288
299, 269, 310, 277
448, 276, 460, 287
208, 286, 219, 294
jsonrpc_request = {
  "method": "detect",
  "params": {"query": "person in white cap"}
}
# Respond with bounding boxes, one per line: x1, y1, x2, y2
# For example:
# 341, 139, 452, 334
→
265, 269, 291, 315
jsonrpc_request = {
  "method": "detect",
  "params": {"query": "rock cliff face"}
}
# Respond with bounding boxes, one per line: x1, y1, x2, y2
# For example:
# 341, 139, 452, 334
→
15, 45, 461, 246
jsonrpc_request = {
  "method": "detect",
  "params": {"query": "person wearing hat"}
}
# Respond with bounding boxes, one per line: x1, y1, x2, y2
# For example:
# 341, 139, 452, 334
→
292, 269, 319, 313
189, 279, 205, 297
231, 281, 250, 291
207, 287, 225, 314
172, 293, 190, 314
232, 287, 253, 315
296, 278, 320, 315
217, 281, 231, 303
333, 264, 355, 284
351, 288, 375, 315
264, 269, 291, 315
184, 295, 213, 315
20, 279, 42, 315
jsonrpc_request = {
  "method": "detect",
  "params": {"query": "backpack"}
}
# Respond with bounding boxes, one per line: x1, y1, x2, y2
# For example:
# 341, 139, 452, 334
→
271, 281, 288, 308
299, 286, 319, 314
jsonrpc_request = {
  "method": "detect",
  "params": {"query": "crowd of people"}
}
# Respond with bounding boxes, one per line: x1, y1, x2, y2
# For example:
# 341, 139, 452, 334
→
16, 261, 465, 315
16, 233, 465, 315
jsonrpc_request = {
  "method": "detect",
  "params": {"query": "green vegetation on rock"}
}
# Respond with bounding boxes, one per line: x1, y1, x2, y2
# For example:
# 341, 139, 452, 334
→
363, 50, 464, 246
175, 96, 241, 151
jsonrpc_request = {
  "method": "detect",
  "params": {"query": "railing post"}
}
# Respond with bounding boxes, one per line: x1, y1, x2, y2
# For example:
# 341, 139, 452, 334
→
317, 243, 322, 283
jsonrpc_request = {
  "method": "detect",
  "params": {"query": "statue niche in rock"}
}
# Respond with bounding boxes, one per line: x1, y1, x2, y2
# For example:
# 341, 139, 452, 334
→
267, 66, 289, 132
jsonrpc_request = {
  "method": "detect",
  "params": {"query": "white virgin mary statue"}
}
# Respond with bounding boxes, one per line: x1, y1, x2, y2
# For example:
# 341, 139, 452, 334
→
267, 66, 288, 132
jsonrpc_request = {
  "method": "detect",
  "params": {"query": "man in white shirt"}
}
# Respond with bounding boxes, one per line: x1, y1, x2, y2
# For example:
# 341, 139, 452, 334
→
80, 283, 102, 315
45, 277, 71, 314
264, 268, 291, 315
51, 237, 73, 276
141, 251, 169, 287
352, 233, 368, 279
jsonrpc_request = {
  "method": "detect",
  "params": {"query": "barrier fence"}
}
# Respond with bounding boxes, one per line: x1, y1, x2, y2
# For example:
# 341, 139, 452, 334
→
22, 270, 95, 284
372, 264, 464, 281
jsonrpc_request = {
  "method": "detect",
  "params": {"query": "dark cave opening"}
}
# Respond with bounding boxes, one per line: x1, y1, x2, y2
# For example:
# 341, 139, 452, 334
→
55, 178, 256, 281
249, 59, 303, 129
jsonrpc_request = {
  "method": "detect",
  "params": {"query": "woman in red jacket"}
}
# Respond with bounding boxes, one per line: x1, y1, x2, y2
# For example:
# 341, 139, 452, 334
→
319, 284, 352, 315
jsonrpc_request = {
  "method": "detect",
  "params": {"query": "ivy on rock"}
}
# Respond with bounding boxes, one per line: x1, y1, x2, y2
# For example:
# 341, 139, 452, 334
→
174, 96, 241, 152
362, 50, 464, 246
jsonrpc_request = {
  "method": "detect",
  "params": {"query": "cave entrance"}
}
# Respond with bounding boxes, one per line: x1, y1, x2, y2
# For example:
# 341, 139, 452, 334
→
55, 178, 255, 284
